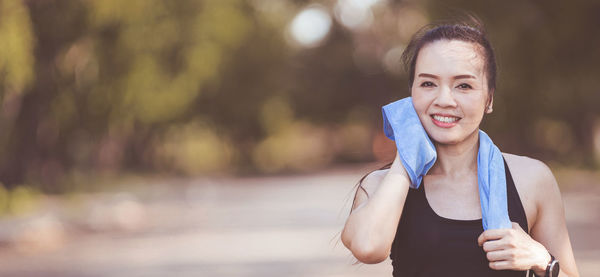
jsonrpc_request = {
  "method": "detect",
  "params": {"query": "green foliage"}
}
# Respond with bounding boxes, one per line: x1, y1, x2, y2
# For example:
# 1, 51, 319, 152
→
155, 121, 235, 175
0, 0, 599, 191
0, 0, 35, 94
0, 184, 40, 216
87, 0, 252, 125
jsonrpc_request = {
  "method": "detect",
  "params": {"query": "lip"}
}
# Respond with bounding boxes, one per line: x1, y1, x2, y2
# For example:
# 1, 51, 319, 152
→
430, 113, 461, 128
431, 113, 461, 118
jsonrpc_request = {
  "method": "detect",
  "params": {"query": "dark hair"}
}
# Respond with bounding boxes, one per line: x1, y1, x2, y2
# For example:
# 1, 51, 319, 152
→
402, 17, 497, 98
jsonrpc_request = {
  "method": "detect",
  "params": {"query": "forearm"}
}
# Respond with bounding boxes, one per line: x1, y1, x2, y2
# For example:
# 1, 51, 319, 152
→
342, 167, 411, 262
558, 269, 575, 277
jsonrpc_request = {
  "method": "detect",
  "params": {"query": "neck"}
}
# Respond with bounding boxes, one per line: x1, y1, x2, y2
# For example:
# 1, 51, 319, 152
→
430, 130, 480, 177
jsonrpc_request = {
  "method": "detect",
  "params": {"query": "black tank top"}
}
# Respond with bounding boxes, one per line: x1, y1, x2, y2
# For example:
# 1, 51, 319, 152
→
390, 158, 530, 276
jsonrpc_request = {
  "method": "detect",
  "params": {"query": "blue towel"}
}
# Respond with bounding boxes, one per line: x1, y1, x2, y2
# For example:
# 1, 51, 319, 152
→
382, 97, 511, 230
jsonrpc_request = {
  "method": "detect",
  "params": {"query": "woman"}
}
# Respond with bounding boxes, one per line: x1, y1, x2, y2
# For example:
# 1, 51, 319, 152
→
341, 20, 579, 276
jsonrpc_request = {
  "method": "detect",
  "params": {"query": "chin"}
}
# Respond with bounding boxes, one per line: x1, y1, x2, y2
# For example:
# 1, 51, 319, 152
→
427, 128, 479, 146
429, 135, 462, 145
424, 126, 472, 145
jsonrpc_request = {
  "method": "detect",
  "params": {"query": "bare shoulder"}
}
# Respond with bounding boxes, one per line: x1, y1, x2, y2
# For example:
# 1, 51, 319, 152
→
501, 153, 562, 227
360, 168, 389, 197
501, 152, 557, 188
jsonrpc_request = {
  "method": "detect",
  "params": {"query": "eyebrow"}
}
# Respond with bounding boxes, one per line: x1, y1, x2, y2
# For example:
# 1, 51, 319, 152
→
417, 73, 477, 80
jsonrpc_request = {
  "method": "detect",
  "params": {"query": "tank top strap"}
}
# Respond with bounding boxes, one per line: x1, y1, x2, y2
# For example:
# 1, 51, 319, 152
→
503, 156, 529, 233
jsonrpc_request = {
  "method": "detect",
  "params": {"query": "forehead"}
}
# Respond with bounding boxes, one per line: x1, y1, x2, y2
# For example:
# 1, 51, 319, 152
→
415, 40, 485, 77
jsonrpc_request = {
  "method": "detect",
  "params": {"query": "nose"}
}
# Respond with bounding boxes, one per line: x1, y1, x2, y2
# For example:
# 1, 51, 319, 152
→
432, 85, 457, 108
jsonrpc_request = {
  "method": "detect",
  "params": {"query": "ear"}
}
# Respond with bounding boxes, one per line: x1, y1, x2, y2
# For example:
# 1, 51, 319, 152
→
485, 93, 494, 114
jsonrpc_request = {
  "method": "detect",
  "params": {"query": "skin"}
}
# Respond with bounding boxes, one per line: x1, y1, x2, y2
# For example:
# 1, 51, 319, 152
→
341, 39, 579, 276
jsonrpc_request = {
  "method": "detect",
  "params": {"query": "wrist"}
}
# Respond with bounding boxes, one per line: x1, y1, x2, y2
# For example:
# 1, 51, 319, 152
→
389, 163, 407, 175
389, 157, 408, 177
532, 250, 552, 276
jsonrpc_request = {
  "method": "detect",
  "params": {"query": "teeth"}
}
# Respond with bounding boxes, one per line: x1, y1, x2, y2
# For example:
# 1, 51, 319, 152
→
433, 115, 459, 123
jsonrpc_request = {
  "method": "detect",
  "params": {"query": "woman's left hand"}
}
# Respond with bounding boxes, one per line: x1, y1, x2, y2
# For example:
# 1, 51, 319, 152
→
478, 222, 551, 275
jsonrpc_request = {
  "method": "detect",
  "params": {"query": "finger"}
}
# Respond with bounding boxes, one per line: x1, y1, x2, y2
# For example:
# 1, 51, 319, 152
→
485, 249, 514, 262
482, 239, 504, 252
489, 260, 513, 271
477, 229, 506, 246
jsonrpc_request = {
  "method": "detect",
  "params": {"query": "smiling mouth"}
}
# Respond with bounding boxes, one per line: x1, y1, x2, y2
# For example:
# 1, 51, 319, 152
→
431, 114, 461, 123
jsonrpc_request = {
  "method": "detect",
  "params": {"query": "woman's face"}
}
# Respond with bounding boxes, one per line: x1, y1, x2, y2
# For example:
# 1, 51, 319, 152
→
411, 39, 492, 146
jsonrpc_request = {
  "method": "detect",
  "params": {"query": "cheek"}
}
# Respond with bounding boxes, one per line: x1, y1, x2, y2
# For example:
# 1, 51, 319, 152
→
411, 93, 431, 117
458, 96, 487, 124
411, 87, 432, 110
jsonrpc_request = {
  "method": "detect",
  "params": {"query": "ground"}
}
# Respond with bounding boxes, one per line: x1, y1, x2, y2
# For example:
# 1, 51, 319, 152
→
0, 165, 597, 276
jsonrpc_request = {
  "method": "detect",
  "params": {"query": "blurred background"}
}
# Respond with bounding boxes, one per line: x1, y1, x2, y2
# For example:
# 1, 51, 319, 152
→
0, 0, 598, 276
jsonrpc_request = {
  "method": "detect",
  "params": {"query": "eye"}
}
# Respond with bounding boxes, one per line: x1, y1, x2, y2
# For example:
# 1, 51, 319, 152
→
456, 83, 473, 89
420, 81, 436, 87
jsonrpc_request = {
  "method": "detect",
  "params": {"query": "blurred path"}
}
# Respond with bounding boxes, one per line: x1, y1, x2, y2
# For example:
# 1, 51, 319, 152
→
0, 166, 598, 276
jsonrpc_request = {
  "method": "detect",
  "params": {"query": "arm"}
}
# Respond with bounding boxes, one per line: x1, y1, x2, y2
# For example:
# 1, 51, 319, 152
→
478, 159, 579, 276
528, 161, 579, 276
341, 153, 411, 263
